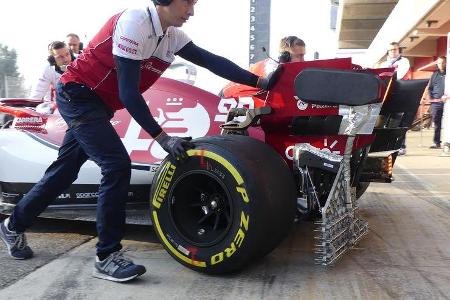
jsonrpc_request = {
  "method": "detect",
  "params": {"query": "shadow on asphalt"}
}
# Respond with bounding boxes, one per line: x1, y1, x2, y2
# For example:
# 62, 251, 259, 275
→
0, 213, 159, 243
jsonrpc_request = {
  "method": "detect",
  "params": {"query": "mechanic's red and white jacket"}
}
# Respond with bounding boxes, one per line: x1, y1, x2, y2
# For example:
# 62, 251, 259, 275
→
61, 3, 191, 111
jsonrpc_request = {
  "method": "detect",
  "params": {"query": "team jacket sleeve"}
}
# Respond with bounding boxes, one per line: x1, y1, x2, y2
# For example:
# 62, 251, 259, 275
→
113, 19, 146, 60
177, 42, 259, 87
29, 65, 53, 100
114, 55, 163, 138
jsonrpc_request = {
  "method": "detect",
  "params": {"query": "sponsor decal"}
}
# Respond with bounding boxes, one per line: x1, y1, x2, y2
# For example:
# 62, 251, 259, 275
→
323, 138, 341, 154
285, 138, 341, 161
121, 99, 210, 161
117, 43, 137, 55
297, 100, 308, 111
141, 61, 163, 74
293, 96, 337, 110
214, 97, 255, 123
202, 159, 226, 180
15, 117, 43, 124
76, 192, 99, 199
152, 162, 177, 209
311, 104, 335, 109
1, 192, 20, 198
120, 36, 139, 47
210, 211, 249, 265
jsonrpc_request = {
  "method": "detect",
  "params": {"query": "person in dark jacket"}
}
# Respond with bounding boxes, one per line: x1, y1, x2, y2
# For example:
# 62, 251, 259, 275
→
426, 56, 446, 148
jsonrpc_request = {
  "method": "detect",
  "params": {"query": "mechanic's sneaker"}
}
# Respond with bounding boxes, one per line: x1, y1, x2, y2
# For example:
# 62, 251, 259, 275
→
93, 250, 146, 282
398, 148, 406, 156
441, 144, 450, 157
0, 218, 33, 260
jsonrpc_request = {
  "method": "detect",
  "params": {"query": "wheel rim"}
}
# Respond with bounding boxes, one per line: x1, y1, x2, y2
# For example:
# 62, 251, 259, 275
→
168, 170, 234, 247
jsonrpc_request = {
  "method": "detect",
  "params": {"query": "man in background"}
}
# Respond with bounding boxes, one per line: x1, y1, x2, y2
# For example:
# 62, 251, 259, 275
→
380, 42, 410, 80
66, 33, 83, 57
251, 35, 306, 77
29, 41, 74, 101
425, 56, 446, 149
220, 35, 305, 98
380, 42, 411, 155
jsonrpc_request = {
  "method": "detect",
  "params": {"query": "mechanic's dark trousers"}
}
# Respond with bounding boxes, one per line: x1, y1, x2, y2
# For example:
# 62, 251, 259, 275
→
10, 82, 131, 257
431, 102, 444, 145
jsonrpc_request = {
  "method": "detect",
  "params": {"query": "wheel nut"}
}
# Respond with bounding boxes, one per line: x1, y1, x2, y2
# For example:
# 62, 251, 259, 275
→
198, 228, 205, 235
210, 200, 218, 209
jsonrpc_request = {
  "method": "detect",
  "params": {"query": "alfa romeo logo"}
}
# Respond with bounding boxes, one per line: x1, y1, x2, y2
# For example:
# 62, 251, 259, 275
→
297, 100, 308, 111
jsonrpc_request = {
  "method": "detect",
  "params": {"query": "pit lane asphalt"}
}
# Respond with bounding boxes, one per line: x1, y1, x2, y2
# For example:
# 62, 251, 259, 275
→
1, 129, 449, 299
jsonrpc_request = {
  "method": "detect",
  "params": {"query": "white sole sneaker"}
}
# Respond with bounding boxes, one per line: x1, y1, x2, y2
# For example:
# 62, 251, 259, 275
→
92, 269, 142, 282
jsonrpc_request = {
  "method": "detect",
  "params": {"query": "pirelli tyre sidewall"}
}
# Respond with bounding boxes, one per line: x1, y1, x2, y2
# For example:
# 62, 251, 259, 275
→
150, 135, 297, 274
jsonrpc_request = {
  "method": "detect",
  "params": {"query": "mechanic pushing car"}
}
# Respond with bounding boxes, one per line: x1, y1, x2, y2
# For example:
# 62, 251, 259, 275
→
0, 0, 278, 283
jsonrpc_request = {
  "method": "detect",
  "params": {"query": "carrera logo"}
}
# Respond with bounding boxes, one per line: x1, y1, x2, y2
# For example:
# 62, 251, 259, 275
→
15, 117, 43, 124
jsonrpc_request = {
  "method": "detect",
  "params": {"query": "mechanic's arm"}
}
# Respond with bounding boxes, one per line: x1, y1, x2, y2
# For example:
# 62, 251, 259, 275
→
114, 55, 193, 159
177, 42, 275, 90
114, 55, 162, 137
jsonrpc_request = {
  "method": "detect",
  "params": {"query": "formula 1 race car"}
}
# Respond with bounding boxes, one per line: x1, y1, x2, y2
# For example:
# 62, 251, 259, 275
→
0, 58, 427, 274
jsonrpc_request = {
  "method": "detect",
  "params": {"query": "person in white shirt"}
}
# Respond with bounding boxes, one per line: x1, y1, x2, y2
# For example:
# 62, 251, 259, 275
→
380, 42, 410, 80
29, 41, 75, 101
380, 42, 411, 155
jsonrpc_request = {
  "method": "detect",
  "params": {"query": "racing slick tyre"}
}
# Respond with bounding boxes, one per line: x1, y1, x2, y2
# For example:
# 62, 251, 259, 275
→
150, 135, 297, 274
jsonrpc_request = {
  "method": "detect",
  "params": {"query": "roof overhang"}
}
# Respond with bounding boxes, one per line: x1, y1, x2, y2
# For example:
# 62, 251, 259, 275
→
363, 0, 450, 65
337, 0, 399, 49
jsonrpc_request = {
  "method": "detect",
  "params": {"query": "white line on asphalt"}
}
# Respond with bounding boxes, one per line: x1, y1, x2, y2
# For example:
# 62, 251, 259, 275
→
394, 173, 450, 176
396, 163, 450, 202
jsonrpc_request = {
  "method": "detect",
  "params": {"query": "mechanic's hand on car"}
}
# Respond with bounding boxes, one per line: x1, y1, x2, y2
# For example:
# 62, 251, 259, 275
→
256, 65, 283, 91
155, 131, 195, 162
